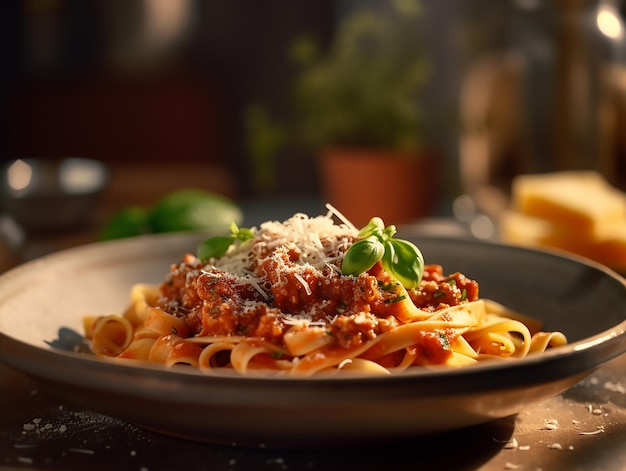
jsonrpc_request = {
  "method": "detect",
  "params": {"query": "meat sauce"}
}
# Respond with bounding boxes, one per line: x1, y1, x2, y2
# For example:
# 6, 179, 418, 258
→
157, 243, 480, 357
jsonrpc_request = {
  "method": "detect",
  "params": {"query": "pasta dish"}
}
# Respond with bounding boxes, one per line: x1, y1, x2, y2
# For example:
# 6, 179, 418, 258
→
84, 205, 567, 376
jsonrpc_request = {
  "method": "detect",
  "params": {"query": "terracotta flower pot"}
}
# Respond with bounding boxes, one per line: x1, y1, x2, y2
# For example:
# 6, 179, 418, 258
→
319, 147, 439, 228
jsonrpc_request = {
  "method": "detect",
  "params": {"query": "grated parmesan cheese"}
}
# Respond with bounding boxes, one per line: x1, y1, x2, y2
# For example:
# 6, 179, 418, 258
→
579, 426, 605, 435
503, 438, 519, 449
208, 205, 357, 279
293, 272, 312, 296
541, 419, 559, 430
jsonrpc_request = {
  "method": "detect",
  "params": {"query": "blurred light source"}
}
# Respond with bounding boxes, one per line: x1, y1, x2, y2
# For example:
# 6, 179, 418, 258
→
7, 160, 33, 193
469, 214, 495, 240
597, 3, 623, 39
514, 0, 541, 10
143, 0, 192, 47
452, 194, 476, 223
59, 158, 108, 194
104, 0, 194, 69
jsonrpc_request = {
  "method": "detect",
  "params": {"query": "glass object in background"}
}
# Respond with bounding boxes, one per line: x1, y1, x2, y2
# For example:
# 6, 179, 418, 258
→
458, 0, 626, 238
0, 157, 109, 234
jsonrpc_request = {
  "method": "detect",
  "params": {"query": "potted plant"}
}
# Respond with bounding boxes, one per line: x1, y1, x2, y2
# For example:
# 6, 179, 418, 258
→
246, 0, 438, 226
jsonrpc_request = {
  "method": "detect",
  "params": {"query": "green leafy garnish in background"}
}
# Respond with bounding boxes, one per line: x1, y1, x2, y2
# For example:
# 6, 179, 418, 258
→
99, 189, 243, 241
342, 217, 424, 289
98, 206, 151, 240
147, 189, 242, 233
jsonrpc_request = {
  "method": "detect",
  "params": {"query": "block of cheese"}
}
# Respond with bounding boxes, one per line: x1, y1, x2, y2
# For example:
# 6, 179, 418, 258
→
500, 210, 626, 272
510, 171, 626, 240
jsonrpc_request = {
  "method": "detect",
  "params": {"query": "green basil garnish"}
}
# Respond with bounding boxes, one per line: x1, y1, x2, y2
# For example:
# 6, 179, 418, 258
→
197, 222, 254, 262
342, 217, 424, 289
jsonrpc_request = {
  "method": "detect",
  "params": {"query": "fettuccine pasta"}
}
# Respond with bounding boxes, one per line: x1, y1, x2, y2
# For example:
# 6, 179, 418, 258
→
84, 207, 567, 376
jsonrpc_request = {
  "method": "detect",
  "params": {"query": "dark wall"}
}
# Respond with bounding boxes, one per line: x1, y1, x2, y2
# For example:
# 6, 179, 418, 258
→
0, 1, 335, 197
0, 1, 470, 201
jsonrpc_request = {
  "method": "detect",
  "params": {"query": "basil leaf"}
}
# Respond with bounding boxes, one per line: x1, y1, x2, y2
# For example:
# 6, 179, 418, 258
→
358, 217, 385, 239
196, 222, 256, 263
197, 235, 235, 261
235, 226, 255, 242
383, 223, 397, 239
381, 239, 397, 277
382, 238, 424, 289
342, 236, 385, 276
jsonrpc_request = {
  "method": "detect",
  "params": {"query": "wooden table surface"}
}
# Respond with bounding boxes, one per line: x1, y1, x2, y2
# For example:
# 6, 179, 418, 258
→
1, 354, 625, 470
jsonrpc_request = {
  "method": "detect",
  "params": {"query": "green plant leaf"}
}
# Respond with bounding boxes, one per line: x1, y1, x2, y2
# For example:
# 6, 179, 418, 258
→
197, 235, 235, 261
99, 206, 150, 241
342, 216, 424, 289
341, 236, 385, 276
197, 222, 255, 263
382, 238, 424, 289
358, 217, 385, 238
148, 189, 243, 234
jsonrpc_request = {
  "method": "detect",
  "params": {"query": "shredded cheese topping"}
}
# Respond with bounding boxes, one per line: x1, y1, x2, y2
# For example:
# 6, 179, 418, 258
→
209, 204, 358, 279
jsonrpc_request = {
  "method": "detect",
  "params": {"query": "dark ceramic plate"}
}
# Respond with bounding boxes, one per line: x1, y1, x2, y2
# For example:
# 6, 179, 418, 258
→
0, 232, 625, 448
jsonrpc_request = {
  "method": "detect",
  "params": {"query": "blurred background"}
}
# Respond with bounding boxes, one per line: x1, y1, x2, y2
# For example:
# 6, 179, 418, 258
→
0, 1, 460, 204
1, 0, 626, 266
